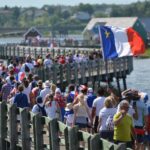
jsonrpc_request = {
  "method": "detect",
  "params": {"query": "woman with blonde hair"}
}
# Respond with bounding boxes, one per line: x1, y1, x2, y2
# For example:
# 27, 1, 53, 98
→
72, 93, 92, 131
97, 96, 117, 141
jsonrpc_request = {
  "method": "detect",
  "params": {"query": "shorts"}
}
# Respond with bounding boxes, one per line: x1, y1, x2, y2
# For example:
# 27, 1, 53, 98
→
144, 134, 150, 142
134, 126, 144, 143
114, 140, 132, 149
75, 116, 88, 128
99, 130, 114, 142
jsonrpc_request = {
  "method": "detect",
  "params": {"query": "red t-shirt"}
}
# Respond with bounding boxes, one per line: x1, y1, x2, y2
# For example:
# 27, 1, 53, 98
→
54, 95, 66, 108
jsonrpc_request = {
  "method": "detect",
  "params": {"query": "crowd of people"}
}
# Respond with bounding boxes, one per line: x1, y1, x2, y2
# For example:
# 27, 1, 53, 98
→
0, 53, 150, 150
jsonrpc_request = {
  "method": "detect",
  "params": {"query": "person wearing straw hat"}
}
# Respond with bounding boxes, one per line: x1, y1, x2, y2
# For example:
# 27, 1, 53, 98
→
40, 80, 52, 101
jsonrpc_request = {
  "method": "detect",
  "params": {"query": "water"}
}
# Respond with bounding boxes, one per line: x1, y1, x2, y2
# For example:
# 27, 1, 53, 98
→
126, 58, 150, 96
0, 37, 23, 44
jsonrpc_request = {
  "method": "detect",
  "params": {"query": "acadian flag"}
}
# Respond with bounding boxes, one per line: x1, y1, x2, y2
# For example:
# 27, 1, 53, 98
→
99, 26, 145, 59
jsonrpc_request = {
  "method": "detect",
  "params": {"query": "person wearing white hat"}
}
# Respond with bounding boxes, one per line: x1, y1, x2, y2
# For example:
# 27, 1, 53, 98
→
40, 80, 52, 101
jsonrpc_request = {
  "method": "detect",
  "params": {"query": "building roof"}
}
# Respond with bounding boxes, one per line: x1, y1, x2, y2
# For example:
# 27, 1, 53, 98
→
24, 27, 42, 39
83, 17, 138, 32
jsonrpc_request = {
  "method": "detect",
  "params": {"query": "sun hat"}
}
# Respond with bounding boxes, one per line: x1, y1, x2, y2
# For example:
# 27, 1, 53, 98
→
88, 87, 93, 93
44, 80, 51, 88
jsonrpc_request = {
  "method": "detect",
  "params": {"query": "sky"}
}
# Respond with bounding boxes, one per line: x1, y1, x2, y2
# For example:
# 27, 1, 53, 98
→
0, 0, 145, 8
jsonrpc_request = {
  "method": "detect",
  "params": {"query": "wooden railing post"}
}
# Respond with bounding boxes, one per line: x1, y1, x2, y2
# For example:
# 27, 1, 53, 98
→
33, 114, 44, 150
74, 62, 79, 84
9, 104, 18, 150
66, 63, 71, 84
20, 109, 31, 150
0, 101, 7, 150
90, 134, 101, 150
50, 119, 60, 150
68, 126, 79, 150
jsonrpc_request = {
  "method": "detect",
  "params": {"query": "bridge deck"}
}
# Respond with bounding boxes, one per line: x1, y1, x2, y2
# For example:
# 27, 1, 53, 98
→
0, 45, 133, 88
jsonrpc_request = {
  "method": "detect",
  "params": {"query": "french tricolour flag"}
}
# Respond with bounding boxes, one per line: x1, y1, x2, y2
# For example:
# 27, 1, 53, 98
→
16, 72, 26, 82
99, 26, 145, 59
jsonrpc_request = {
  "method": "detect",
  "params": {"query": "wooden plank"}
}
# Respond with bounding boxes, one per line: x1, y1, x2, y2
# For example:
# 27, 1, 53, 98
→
78, 130, 91, 142
100, 138, 114, 150
68, 126, 79, 150
20, 109, 31, 150
90, 134, 101, 150
58, 121, 67, 132
9, 104, 18, 150
33, 114, 44, 150
50, 119, 60, 150
0, 101, 7, 150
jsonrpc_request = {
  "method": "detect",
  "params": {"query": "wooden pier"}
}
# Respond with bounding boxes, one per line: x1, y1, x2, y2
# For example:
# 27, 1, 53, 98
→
0, 45, 133, 91
0, 102, 129, 150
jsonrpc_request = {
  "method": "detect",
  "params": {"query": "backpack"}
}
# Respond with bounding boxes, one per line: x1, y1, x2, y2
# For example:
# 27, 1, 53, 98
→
105, 115, 114, 131
37, 104, 47, 116
24, 64, 30, 72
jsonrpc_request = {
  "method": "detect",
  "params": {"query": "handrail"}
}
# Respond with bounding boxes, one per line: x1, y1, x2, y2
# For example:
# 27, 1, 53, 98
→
0, 45, 133, 87
0, 101, 131, 150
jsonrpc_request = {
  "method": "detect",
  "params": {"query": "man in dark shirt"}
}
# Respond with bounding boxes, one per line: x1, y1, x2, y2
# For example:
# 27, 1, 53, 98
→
13, 85, 29, 108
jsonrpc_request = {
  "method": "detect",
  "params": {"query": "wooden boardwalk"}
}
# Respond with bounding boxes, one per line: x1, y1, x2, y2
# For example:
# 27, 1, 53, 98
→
0, 45, 133, 89
0, 102, 128, 150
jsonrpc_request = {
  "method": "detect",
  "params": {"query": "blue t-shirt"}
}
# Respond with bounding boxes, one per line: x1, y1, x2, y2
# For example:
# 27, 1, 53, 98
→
87, 94, 97, 108
14, 93, 29, 108
67, 92, 75, 103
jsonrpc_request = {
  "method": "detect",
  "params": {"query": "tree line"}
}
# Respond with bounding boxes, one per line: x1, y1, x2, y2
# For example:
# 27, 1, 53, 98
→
0, 1, 150, 29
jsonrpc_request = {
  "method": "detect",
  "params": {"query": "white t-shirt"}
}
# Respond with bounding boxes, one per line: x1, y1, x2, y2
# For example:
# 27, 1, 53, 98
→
92, 96, 105, 116
23, 86, 31, 104
131, 100, 148, 127
40, 87, 51, 101
44, 58, 53, 67
32, 103, 44, 114
99, 107, 117, 131
45, 101, 58, 119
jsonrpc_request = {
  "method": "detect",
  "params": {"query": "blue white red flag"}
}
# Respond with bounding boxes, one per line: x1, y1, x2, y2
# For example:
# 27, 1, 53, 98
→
99, 26, 145, 59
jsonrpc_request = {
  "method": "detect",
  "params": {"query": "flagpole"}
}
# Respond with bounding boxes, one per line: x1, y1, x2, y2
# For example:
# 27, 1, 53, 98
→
98, 26, 110, 89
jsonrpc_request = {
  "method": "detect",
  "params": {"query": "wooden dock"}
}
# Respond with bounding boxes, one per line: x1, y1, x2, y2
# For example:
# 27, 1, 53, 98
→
0, 45, 133, 91
0, 102, 128, 150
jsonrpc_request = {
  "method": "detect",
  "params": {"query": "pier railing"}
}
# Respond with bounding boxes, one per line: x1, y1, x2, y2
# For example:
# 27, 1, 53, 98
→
0, 101, 132, 150
0, 45, 100, 59
0, 45, 133, 88
33, 57, 133, 86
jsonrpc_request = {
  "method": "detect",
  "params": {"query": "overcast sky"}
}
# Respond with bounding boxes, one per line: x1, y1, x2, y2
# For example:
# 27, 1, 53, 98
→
0, 0, 145, 8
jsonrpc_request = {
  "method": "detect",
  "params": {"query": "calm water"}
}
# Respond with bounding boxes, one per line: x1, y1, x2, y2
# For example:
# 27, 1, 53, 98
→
126, 58, 150, 96
0, 37, 150, 96
0, 37, 23, 44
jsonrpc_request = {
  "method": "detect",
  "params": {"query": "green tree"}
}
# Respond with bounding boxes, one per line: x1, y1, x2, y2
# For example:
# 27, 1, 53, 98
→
61, 10, 70, 19
12, 7, 20, 20
77, 3, 94, 15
